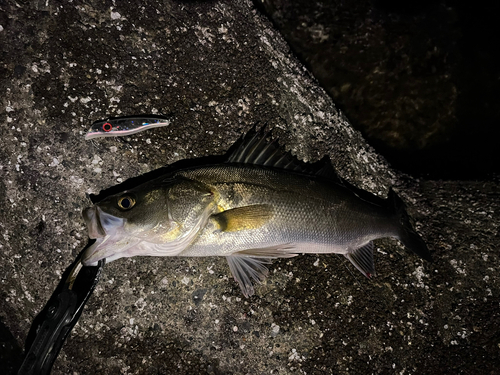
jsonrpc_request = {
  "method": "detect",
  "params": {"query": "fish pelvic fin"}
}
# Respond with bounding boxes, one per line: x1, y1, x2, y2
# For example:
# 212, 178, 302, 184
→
345, 242, 376, 278
390, 189, 432, 262
226, 245, 299, 297
226, 255, 271, 298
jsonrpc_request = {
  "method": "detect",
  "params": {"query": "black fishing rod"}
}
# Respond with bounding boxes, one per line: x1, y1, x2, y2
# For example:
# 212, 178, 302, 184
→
18, 246, 105, 375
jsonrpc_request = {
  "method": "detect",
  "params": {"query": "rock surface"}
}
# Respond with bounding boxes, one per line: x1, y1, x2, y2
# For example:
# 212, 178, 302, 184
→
0, 1, 498, 374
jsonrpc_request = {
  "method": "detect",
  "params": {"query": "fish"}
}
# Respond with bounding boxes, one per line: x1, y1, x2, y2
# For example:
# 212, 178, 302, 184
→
82, 128, 431, 297
85, 115, 171, 140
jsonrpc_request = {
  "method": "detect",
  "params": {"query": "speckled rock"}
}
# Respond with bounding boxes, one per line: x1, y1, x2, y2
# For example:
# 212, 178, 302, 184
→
0, 1, 498, 374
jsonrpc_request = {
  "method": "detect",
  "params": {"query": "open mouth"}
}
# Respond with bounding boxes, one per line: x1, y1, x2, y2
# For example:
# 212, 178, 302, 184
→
82, 206, 106, 239
81, 205, 130, 266
82, 206, 126, 239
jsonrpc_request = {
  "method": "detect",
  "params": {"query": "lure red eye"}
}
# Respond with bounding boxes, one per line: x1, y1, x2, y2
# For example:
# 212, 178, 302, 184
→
102, 122, 112, 132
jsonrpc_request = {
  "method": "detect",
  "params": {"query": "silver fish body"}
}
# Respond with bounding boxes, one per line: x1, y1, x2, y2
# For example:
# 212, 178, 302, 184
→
82, 130, 430, 296
178, 165, 399, 256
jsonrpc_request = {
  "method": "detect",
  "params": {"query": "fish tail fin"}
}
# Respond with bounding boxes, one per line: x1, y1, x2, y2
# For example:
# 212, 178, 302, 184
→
389, 189, 432, 262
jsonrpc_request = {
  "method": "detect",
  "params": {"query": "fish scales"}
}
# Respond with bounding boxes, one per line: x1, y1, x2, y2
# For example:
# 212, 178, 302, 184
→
176, 165, 396, 257
82, 128, 431, 296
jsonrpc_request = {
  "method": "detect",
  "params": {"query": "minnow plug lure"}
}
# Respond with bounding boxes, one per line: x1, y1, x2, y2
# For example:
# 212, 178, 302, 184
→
85, 115, 171, 140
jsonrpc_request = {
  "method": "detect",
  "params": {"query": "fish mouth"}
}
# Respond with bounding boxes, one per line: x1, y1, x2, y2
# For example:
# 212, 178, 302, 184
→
82, 206, 126, 238
82, 206, 127, 266
82, 206, 106, 239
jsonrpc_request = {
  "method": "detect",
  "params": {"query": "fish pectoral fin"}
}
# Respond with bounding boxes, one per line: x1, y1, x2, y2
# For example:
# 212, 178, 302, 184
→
226, 255, 272, 298
211, 204, 274, 232
344, 241, 376, 278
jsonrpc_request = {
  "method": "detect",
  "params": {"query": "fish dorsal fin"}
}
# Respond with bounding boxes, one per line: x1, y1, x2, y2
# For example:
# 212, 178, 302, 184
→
226, 127, 328, 174
227, 128, 388, 204
313, 155, 342, 182
211, 204, 274, 232
344, 242, 376, 278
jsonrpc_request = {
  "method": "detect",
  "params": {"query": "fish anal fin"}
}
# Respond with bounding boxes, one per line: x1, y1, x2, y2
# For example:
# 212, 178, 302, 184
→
211, 204, 274, 232
344, 242, 376, 278
226, 255, 271, 298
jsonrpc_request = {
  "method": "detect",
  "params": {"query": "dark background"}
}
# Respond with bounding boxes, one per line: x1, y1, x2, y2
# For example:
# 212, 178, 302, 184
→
257, 0, 500, 179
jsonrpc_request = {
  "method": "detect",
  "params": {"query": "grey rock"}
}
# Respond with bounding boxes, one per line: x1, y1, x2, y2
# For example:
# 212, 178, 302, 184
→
0, 1, 498, 374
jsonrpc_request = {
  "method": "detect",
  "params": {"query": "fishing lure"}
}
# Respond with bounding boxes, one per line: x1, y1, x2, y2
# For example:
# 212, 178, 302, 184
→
85, 115, 171, 140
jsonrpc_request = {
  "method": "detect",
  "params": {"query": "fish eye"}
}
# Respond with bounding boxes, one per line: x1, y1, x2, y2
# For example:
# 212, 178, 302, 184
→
117, 196, 136, 210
